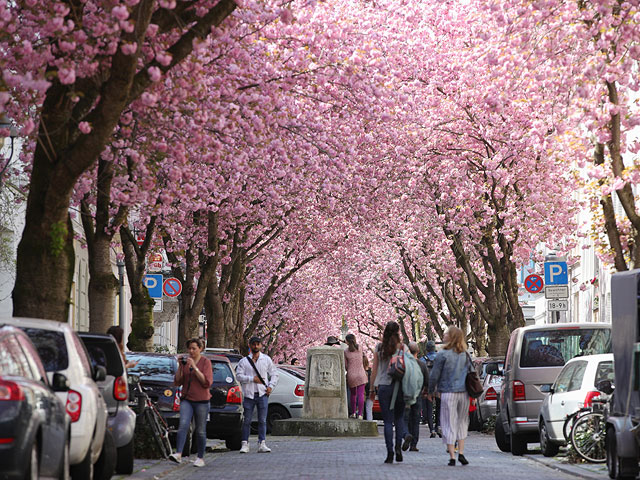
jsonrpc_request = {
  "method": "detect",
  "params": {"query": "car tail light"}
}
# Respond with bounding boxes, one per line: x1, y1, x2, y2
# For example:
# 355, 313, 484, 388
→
0, 438, 14, 444
226, 386, 242, 404
66, 390, 82, 422
485, 386, 497, 401
294, 384, 304, 397
173, 387, 182, 412
584, 390, 601, 407
113, 376, 128, 401
513, 381, 526, 401
0, 380, 24, 401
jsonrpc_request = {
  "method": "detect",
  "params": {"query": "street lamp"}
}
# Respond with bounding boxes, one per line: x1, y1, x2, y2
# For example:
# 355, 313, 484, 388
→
0, 114, 18, 184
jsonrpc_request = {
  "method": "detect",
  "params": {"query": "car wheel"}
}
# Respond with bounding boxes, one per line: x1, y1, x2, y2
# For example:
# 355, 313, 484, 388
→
225, 431, 243, 451
266, 405, 291, 433
510, 432, 527, 456
70, 443, 93, 480
495, 412, 511, 452
539, 419, 560, 457
115, 438, 134, 475
607, 426, 639, 480
93, 430, 116, 480
25, 438, 39, 480
59, 437, 70, 480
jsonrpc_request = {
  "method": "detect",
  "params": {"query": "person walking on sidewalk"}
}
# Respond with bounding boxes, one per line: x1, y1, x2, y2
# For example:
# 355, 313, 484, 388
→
428, 326, 472, 467
363, 354, 374, 421
169, 338, 213, 467
344, 334, 368, 420
370, 321, 413, 464
422, 340, 441, 437
236, 336, 279, 454
406, 341, 429, 452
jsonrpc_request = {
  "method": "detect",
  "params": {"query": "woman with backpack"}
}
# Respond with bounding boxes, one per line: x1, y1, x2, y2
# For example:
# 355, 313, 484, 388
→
344, 334, 368, 419
369, 321, 413, 464
428, 326, 472, 467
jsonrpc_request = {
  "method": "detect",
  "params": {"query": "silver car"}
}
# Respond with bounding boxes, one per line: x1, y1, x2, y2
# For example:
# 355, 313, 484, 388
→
80, 333, 137, 474
476, 374, 503, 426
252, 366, 305, 432
538, 353, 614, 457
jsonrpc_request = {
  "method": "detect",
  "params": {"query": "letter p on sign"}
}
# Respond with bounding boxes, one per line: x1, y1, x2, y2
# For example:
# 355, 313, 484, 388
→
544, 262, 568, 285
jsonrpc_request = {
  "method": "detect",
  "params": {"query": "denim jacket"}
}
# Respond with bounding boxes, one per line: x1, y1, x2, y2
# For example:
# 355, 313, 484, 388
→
427, 348, 469, 394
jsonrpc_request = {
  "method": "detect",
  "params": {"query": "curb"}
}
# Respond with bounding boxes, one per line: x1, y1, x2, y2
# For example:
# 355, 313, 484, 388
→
524, 454, 608, 480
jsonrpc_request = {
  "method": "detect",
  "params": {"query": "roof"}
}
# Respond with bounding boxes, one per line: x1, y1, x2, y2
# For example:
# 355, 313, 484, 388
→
0, 316, 72, 333
518, 322, 611, 332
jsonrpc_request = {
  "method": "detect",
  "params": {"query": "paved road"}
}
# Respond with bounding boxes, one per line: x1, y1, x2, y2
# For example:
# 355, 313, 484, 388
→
119, 425, 602, 480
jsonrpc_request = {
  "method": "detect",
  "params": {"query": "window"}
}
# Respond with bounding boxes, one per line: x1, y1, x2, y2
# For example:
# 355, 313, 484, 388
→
0, 335, 28, 377
520, 328, 611, 368
126, 355, 176, 378
568, 361, 587, 391
594, 361, 614, 387
16, 334, 47, 382
554, 363, 577, 393
71, 332, 93, 378
82, 338, 124, 377
212, 362, 233, 383
22, 328, 69, 372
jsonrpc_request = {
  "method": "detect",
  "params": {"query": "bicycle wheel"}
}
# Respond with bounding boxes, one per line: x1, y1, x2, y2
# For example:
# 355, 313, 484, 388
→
570, 412, 606, 463
144, 408, 172, 458
563, 408, 587, 441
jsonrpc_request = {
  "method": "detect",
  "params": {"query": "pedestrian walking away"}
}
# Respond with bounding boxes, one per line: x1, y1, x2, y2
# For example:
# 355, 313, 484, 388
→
422, 340, 441, 437
428, 326, 473, 467
236, 336, 279, 454
169, 337, 213, 467
344, 333, 368, 419
370, 321, 412, 464
406, 341, 428, 451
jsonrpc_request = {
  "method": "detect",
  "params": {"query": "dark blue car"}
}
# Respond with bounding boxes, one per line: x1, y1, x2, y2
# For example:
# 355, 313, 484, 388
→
0, 325, 70, 479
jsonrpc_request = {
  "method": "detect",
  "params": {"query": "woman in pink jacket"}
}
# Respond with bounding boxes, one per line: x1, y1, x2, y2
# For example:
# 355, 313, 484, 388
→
344, 334, 368, 419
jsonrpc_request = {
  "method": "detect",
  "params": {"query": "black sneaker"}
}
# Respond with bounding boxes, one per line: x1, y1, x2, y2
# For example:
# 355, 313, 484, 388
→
409, 446, 419, 452
430, 432, 436, 438
384, 452, 394, 464
448, 459, 455, 466
395, 449, 403, 462
458, 454, 469, 465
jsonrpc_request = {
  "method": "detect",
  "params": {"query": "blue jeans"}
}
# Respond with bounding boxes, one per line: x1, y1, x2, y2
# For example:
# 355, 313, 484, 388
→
378, 383, 408, 453
242, 394, 269, 442
406, 400, 421, 447
176, 399, 209, 458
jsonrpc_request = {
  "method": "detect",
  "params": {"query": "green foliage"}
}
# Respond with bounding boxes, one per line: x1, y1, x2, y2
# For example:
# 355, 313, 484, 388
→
153, 344, 173, 354
49, 221, 68, 257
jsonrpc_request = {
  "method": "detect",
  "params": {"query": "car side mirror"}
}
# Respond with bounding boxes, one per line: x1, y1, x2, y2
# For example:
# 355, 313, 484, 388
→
51, 373, 69, 392
485, 362, 503, 376
540, 384, 552, 394
93, 365, 107, 382
597, 379, 614, 395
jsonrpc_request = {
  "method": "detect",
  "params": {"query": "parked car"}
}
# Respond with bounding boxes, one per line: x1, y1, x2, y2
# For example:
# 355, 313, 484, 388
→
538, 353, 614, 457
2, 317, 110, 479
0, 325, 70, 479
204, 348, 243, 369
470, 373, 503, 430
80, 333, 136, 474
489, 322, 612, 456
201, 353, 244, 450
125, 352, 180, 430
251, 366, 305, 432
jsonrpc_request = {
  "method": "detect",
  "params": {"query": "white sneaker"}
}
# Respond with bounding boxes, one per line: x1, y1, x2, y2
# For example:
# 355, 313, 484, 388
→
358, 415, 363, 420
258, 441, 271, 453
239, 441, 249, 453
168, 453, 182, 464
193, 458, 205, 467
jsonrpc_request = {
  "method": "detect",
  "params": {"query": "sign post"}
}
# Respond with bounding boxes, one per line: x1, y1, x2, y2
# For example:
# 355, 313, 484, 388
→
544, 259, 569, 322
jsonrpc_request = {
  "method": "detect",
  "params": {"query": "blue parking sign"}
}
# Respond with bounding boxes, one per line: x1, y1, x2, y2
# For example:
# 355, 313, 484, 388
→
544, 262, 568, 285
143, 274, 163, 299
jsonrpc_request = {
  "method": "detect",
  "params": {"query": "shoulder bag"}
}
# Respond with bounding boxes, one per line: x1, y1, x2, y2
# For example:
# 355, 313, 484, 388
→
464, 352, 483, 398
387, 348, 406, 381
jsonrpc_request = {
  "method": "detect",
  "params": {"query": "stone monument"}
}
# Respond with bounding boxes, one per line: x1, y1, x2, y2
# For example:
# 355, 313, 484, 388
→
271, 346, 377, 436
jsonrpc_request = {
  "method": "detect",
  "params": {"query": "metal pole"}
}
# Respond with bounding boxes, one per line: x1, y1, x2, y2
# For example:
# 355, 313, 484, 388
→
117, 259, 125, 328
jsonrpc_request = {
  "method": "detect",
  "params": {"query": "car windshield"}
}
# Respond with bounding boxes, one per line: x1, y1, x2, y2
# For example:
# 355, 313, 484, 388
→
594, 360, 615, 387
126, 355, 176, 376
22, 328, 68, 372
520, 328, 611, 368
212, 361, 234, 383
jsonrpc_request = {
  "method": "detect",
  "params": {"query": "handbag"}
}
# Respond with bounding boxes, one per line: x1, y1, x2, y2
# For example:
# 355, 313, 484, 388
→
465, 352, 483, 399
387, 348, 406, 381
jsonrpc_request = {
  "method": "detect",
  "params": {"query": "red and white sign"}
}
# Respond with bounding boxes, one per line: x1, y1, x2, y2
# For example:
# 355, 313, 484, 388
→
163, 278, 182, 297
148, 253, 163, 272
524, 274, 544, 294
136, 233, 145, 246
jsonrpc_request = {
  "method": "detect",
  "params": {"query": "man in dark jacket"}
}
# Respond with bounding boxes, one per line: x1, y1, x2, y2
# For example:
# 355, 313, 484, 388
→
406, 342, 429, 451
422, 340, 441, 437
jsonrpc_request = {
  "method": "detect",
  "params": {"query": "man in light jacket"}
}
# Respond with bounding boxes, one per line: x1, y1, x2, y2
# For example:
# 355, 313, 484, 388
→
236, 336, 279, 453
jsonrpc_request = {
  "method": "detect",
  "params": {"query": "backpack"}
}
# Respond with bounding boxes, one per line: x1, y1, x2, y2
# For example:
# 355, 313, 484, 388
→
387, 349, 406, 380
401, 351, 424, 407
422, 355, 434, 371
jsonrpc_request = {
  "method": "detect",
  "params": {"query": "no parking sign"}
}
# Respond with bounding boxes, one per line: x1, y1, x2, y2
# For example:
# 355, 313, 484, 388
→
163, 277, 182, 297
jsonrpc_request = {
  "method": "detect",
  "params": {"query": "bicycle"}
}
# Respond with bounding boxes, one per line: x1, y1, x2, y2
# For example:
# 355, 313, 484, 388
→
129, 374, 173, 459
569, 394, 609, 463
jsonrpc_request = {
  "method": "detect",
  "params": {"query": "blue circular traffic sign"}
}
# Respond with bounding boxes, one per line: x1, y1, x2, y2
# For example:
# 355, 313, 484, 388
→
163, 277, 182, 297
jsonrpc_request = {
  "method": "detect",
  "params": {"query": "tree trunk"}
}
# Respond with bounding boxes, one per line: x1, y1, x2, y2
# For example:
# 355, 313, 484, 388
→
486, 320, 511, 357
87, 234, 119, 333
13, 152, 75, 321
